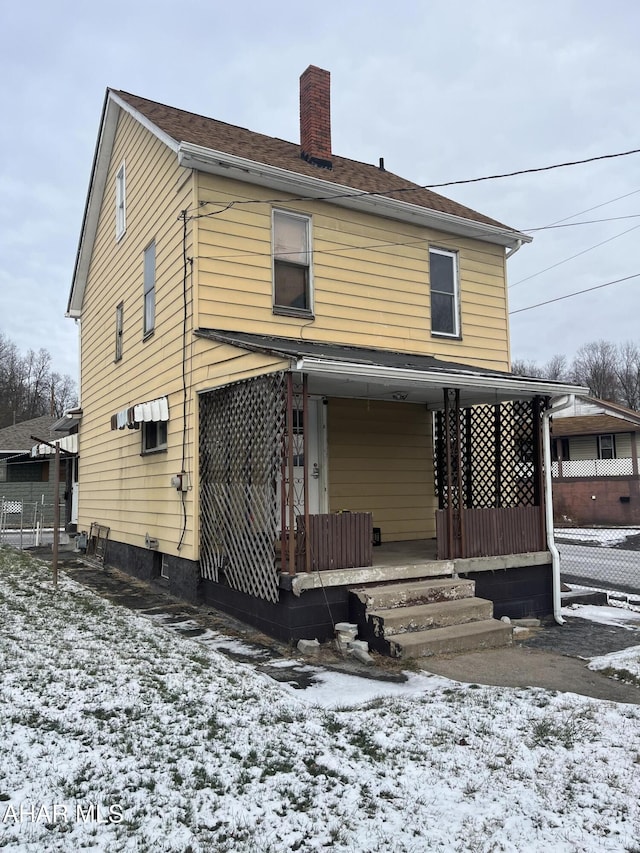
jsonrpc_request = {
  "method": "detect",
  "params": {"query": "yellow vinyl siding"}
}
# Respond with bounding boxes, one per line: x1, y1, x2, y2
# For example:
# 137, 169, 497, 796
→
78, 110, 199, 559
196, 174, 510, 371
326, 399, 436, 541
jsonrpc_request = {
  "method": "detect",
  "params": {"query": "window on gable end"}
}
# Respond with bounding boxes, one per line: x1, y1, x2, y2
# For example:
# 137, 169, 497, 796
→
143, 240, 156, 337
429, 248, 460, 337
273, 210, 313, 317
116, 163, 126, 240
115, 302, 123, 361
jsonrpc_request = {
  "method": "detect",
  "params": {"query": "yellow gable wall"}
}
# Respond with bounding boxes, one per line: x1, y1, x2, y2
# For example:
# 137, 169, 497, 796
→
195, 173, 511, 371
78, 111, 288, 560
327, 398, 436, 541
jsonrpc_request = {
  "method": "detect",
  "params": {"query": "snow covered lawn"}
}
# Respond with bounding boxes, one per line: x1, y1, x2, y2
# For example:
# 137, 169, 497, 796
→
1, 546, 639, 852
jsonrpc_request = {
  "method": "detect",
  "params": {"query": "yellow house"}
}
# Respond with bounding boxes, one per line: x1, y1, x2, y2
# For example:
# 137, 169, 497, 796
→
67, 66, 580, 655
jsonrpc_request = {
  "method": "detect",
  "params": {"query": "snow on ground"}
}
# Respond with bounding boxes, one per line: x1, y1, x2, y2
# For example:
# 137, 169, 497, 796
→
554, 527, 640, 546
589, 646, 640, 684
561, 603, 640, 630
1, 546, 640, 852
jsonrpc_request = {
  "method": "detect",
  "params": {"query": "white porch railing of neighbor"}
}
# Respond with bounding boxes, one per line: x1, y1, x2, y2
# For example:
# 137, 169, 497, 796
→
552, 458, 634, 478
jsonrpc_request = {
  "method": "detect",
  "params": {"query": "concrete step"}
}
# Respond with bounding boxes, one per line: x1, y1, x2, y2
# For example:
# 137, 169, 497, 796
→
368, 597, 494, 638
387, 619, 513, 659
350, 577, 476, 612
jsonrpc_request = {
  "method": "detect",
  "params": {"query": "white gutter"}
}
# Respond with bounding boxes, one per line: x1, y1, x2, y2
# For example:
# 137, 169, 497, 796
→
178, 142, 531, 250
505, 238, 523, 260
296, 357, 583, 399
542, 394, 575, 625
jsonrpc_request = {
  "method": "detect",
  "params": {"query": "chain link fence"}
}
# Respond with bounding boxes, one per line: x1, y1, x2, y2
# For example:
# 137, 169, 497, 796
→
0, 499, 67, 548
556, 526, 640, 599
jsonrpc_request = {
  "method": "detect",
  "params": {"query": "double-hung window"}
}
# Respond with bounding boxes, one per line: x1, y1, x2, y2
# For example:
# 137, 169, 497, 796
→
429, 248, 460, 337
598, 434, 616, 460
273, 210, 312, 316
115, 163, 126, 240
143, 240, 156, 337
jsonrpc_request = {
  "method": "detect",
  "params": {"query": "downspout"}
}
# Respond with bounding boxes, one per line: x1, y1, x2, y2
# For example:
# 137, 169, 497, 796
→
542, 394, 574, 624
506, 239, 523, 260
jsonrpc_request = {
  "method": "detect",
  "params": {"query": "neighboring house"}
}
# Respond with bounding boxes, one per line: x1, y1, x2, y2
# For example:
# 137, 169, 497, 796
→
551, 396, 640, 526
66, 66, 580, 651
0, 415, 75, 527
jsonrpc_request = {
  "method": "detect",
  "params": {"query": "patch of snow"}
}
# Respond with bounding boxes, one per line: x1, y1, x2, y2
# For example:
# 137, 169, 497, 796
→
589, 646, 640, 681
561, 604, 640, 629
555, 527, 640, 546
1, 545, 640, 852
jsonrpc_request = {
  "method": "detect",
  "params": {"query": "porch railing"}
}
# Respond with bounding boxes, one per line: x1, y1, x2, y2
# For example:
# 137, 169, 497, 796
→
436, 506, 546, 560
296, 512, 373, 572
552, 458, 634, 478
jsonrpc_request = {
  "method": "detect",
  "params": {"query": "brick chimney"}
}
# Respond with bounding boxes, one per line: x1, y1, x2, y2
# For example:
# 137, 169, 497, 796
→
300, 65, 332, 170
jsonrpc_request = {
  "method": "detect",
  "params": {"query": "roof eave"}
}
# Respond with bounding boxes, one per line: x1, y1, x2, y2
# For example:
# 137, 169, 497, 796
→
296, 356, 586, 401
178, 142, 531, 249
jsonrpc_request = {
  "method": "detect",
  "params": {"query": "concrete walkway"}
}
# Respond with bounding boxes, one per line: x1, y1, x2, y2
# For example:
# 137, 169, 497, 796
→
29, 545, 640, 705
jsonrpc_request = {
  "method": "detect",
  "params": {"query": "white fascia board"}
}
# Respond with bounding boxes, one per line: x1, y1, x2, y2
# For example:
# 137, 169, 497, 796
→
67, 92, 180, 318
296, 357, 587, 400
178, 142, 531, 249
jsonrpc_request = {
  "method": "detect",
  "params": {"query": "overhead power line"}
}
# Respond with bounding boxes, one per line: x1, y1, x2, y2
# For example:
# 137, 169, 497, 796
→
509, 272, 640, 316
509, 223, 640, 289
190, 145, 640, 216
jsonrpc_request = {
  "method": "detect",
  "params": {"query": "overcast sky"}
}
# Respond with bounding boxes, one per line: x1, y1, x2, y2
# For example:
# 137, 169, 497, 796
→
1, 0, 639, 383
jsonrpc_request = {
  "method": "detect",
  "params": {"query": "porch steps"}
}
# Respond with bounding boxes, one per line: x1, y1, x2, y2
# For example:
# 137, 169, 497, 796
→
349, 578, 512, 659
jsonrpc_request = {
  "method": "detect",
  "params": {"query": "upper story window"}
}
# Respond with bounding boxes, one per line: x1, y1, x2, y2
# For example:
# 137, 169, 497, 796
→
115, 302, 123, 361
115, 163, 126, 240
429, 248, 460, 337
273, 210, 312, 317
598, 434, 616, 459
143, 240, 156, 337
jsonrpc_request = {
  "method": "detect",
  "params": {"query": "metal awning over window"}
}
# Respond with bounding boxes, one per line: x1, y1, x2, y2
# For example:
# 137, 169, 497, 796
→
31, 434, 78, 457
110, 396, 169, 430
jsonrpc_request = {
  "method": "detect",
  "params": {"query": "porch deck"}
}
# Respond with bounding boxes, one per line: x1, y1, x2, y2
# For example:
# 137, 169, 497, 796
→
285, 537, 551, 598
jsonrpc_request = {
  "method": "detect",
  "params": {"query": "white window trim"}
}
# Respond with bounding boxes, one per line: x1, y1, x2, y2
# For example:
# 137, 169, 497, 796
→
143, 240, 156, 337
115, 162, 126, 241
272, 209, 314, 317
429, 247, 460, 338
597, 433, 616, 460
141, 420, 168, 454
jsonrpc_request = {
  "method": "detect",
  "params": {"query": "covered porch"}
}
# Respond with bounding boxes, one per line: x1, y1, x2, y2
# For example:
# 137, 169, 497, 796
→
197, 331, 581, 641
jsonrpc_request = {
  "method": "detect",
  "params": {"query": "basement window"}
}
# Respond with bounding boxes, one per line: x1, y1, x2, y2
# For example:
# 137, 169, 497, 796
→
273, 210, 313, 317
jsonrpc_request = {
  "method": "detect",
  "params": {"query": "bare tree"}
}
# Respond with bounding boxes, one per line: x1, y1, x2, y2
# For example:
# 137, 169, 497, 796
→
615, 341, 640, 410
511, 354, 568, 381
572, 340, 620, 403
0, 333, 76, 428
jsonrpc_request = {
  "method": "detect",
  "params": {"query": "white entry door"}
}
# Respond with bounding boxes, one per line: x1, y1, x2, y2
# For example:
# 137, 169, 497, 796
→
280, 398, 327, 529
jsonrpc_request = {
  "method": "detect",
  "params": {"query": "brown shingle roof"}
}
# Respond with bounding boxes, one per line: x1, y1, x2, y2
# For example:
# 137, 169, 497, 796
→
114, 90, 511, 231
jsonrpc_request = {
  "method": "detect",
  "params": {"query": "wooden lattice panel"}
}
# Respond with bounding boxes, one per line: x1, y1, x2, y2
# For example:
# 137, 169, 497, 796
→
435, 399, 539, 510
199, 372, 286, 603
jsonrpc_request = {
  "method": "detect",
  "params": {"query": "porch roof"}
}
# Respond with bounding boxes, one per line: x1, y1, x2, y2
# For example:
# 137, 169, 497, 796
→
196, 329, 586, 407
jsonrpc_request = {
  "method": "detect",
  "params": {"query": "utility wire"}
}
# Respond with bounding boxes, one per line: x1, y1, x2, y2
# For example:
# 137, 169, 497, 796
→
509, 223, 640, 289
509, 272, 640, 316
187, 145, 640, 216
525, 213, 640, 231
